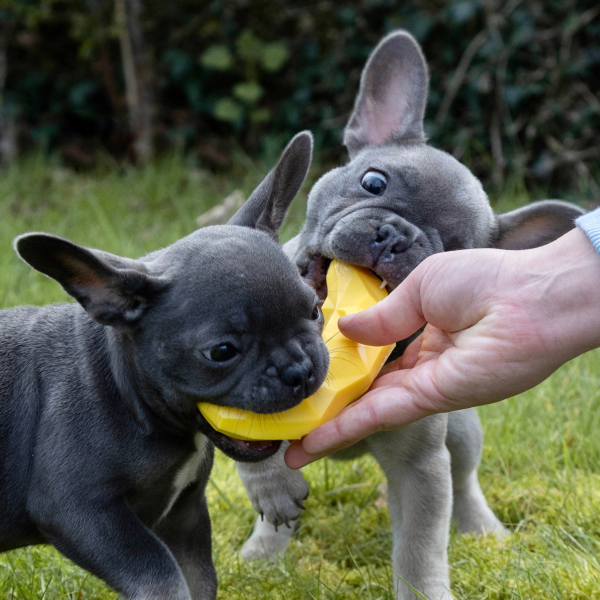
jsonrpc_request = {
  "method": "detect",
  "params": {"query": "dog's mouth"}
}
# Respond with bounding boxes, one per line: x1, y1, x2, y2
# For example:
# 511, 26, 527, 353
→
300, 253, 393, 298
300, 252, 404, 364
300, 254, 331, 300
196, 412, 282, 462
213, 431, 282, 462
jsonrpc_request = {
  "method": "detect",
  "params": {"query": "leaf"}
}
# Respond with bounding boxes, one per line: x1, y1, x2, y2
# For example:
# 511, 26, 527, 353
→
503, 84, 542, 109
261, 42, 290, 72
184, 80, 203, 112
236, 30, 264, 61
68, 81, 98, 118
200, 45, 233, 71
445, 0, 480, 25
213, 98, 243, 123
337, 8, 355, 24
232, 81, 264, 104
164, 49, 194, 80
250, 107, 271, 123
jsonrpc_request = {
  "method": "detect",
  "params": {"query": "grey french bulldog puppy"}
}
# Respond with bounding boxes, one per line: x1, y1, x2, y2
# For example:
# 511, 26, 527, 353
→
236, 32, 584, 599
0, 132, 329, 600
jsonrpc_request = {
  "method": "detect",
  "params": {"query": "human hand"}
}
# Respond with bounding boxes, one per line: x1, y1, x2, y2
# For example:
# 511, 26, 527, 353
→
285, 227, 600, 468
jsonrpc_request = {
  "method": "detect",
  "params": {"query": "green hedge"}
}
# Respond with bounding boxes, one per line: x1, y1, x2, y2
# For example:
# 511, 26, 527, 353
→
2, 0, 599, 193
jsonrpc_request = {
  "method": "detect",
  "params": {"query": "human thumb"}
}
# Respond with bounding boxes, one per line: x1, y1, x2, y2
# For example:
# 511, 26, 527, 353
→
338, 271, 425, 346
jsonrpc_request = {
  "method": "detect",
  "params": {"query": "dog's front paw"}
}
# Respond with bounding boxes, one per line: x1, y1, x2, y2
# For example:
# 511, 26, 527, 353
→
247, 467, 308, 527
237, 441, 309, 527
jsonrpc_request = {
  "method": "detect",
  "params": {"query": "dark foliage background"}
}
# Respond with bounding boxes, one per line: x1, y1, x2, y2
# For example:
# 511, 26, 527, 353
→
1, 0, 599, 195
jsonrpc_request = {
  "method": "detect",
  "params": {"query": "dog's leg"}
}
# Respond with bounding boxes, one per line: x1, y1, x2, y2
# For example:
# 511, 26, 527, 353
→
237, 441, 308, 558
240, 515, 297, 560
446, 409, 507, 537
368, 417, 453, 600
154, 485, 217, 600
31, 498, 191, 600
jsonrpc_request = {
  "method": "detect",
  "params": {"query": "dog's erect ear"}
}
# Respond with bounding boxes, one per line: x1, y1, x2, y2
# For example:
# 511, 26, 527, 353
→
15, 233, 167, 329
495, 200, 585, 250
344, 30, 429, 158
228, 131, 313, 240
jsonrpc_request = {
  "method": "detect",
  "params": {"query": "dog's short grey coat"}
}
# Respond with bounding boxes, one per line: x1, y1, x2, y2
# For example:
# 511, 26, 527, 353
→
236, 32, 585, 600
0, 132, 330, 600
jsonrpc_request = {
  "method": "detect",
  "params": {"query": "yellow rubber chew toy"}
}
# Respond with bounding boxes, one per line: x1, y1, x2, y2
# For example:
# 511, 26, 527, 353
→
197, 261, 395, 440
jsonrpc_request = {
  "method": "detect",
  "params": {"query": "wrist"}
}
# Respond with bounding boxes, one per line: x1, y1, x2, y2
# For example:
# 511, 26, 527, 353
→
519, 227, 600, 362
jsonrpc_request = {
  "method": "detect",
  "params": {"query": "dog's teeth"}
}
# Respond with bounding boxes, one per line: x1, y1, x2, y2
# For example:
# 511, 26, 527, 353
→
379, 279, 388, 289
245, 442, 250, 447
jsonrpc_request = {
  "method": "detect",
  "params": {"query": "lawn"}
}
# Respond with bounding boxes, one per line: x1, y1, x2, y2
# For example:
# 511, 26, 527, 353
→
1, 158, 599, 599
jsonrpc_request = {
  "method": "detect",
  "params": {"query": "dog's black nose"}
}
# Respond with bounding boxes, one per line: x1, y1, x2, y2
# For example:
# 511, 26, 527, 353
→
373, 224, 411, 261
280, 362, 314, 396
374, 224, 393, 245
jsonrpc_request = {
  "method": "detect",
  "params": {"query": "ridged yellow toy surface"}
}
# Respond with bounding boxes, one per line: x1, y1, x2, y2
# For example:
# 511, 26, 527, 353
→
198, 261, 395, 441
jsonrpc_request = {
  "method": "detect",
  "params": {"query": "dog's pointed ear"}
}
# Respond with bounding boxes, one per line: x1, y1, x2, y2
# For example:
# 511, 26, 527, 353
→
14, 233, 167, 330
495, 200, 585, 250
228, 131, 313, 241
344, 30, 429, 158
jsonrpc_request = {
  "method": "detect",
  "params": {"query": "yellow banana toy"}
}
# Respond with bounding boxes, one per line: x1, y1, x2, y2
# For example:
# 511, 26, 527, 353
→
198, 261, 395, 440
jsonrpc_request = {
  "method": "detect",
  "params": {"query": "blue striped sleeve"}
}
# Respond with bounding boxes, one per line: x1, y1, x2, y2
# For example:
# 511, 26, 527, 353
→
576, 207, 600, 255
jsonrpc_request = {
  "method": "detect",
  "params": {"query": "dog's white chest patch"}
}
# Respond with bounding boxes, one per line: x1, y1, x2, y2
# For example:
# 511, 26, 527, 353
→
158, 432, 208, 523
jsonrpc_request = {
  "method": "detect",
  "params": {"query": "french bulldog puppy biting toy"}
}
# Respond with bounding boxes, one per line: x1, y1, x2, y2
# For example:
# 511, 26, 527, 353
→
199, 259, 396, 441
0, 132, 328, 600
236, 31, 584, 599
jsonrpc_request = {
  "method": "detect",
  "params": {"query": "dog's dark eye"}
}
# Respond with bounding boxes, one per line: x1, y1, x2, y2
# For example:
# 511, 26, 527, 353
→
202, 343, 239, 363
361, 171, 387, 196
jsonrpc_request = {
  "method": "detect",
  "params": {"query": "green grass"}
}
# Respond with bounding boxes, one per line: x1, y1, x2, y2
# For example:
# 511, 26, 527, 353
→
1, 158, 599, 599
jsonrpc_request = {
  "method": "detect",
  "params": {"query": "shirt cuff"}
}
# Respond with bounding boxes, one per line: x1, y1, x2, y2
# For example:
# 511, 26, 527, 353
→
576, 207, 600, 255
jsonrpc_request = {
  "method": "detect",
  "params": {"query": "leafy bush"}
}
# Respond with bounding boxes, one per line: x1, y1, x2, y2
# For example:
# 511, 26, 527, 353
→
2, 0, 599, 194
